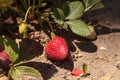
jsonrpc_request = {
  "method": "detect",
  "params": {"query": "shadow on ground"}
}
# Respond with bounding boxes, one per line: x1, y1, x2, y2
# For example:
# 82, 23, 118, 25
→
51, 59, 74, 71
76, 41, 98, 53
25, 59, 74, 80
25, 62, 58, 80
95, 25, 120, 35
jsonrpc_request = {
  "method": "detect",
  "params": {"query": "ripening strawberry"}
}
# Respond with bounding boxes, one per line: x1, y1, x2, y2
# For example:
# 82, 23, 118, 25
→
0, 51, 12, 67
19, 22, 27, 34
45, 36, 68, 61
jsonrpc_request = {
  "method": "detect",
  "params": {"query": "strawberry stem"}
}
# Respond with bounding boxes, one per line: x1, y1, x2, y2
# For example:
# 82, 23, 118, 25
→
50, 32, 56, 38
24, 7, 32, 22
44, 19, 56, 38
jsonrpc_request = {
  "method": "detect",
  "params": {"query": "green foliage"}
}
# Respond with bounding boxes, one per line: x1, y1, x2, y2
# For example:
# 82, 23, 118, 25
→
0, 0, 103, 39
83, 0, 104, 12
51, 0, 103, 39
9, 67, 22, 80
0, 0, 104, 79
9, 66, 42, 80
18, 7, 32, 38
90, 2, 104, 11
52, 1, 84, 23
11, 0, 48, 38
51, 1, 92, 38
66, 20, 91, 37
86, 26, 96, 39
51, 1, 84, 24
13, 0, 46, 14
65, 1, 84, 19
0, 36, 19, 62
0, 36, 43, 80
52, 8, 65, 25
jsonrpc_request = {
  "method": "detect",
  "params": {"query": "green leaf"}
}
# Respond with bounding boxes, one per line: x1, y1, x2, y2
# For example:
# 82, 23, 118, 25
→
51, 1, 84, 26
18, 38, 43, 62
16, 66, 42, 80
61, 1, 70, 17
10, 67, 22, 80
65, 1, 84, 19
63, 22, 68, 30
84, 0, 101, 6
0, 36, 19, 63
66, 20, 91, 37
84, 0, 103, 12
83, 0, 89, 8
85, 26, 96, 40
90, 0, 101, 6
51, 8, 65, 25
10, 66, 42, 80
90, 2, 104, 11
0, 0, 13, 7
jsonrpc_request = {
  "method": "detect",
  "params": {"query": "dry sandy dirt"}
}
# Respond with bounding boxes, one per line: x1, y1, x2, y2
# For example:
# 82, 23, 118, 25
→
0, 0, 120, 80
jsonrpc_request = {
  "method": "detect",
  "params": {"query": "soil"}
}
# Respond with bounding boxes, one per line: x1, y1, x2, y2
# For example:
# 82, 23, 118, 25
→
0, 0, 120, 80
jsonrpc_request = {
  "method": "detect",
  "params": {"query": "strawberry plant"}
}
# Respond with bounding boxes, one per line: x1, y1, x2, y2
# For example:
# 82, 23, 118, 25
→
11, 0, 50, 38
0, 0, 105, 79
0, 36, 43, 80
51, 0, 104, 39
18, 7, 32, 38
9, 0, 47, 15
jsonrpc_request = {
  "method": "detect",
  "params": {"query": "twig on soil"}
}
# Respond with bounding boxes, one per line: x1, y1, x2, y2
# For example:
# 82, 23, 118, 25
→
72, 41, 81, 54
70, 40, 83, 61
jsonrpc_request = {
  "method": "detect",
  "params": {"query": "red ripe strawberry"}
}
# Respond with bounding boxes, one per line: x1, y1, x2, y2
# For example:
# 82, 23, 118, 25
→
45, 36, 68, 61
0, 51, 12, 67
